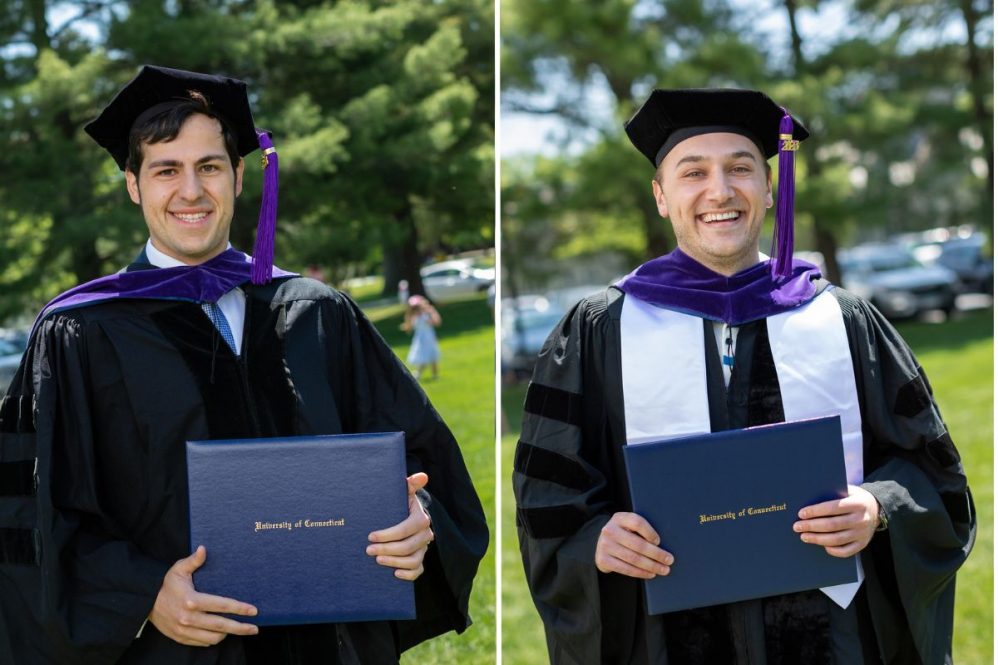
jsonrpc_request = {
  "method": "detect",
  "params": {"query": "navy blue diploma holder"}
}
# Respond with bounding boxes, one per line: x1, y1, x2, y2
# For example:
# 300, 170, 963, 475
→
623, 416, 858, 615
186, 431, 415, 625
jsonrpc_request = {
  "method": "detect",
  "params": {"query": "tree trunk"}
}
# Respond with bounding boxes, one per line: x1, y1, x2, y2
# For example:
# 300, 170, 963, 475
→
815, 226, 841, 285
381, 243, 404, 299
72, 238, 104, 284
29, 0, 49, 57
384, 196, 426, 296
782, 0, 841, 283
784, 0, 805, 74
604, 69, 675, 259
959, 0, 994, 212
637, 195, 673, 259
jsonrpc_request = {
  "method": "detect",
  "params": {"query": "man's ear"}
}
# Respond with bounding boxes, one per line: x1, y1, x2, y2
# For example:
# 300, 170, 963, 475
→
125, 169, 141, 205
652, 178, 669, 218
234, 158, 244, 197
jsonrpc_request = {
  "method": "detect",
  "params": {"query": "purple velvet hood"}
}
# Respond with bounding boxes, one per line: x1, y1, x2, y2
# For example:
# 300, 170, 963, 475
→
34, 248, 296, 331
616, 249, 822, 325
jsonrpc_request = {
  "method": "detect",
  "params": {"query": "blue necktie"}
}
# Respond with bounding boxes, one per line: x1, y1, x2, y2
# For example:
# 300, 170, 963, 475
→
202, 301, 238, 355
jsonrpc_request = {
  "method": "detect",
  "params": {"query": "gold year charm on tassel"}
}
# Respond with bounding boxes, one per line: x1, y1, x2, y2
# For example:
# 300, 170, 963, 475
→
779, 133, 800, 152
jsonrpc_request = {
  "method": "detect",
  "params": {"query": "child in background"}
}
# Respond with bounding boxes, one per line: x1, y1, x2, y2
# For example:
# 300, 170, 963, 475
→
403, 295, 442, 379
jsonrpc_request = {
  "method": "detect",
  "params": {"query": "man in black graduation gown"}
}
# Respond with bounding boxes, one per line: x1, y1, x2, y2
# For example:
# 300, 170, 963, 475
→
0, 66, 488, 664
513, 89, 975, 664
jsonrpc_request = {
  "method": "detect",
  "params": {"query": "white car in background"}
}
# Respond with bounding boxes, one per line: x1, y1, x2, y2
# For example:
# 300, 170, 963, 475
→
421, 260, 495, 302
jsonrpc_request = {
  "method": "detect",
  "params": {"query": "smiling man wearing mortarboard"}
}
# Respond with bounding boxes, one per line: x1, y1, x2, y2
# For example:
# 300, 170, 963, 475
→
0, 65, 487, 665
513, 89, 974, 664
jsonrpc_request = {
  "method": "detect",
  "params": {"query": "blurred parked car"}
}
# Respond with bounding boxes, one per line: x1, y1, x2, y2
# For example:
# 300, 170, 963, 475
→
421, 260, 495, 302
501, 295, 566, 379
838, 244, 958, 319
0, 337, 25, 395
910, 234, 992, 295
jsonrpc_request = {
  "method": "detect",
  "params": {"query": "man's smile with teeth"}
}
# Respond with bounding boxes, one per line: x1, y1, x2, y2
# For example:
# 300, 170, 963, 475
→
172, 211, 209, 222
701, 211, 740, 223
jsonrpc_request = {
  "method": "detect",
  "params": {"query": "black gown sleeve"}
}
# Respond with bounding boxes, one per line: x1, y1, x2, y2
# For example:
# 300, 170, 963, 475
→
835, 288, 976, 665
512, 293, 628, 665
318, 293, 489, 651
0, 315, 170, 665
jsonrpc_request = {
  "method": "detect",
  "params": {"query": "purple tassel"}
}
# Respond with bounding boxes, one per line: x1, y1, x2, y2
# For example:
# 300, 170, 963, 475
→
771, 111, 798, 280
251, 129, 278, 284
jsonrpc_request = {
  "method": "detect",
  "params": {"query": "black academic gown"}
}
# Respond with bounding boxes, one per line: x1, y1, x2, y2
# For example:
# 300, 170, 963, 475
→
0, 266, 488, 665
513, 285, 974, 665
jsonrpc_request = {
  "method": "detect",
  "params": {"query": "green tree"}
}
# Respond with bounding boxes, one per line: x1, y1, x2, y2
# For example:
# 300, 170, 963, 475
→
0, 1, 130, 320
845, 0, 993, 219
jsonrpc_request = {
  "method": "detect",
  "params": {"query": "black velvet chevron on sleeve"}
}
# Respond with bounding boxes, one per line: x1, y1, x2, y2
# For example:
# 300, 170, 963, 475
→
523, 381, 583, 427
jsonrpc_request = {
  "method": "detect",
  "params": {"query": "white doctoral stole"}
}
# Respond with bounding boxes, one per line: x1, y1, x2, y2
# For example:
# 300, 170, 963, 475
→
619, 289, 864, 609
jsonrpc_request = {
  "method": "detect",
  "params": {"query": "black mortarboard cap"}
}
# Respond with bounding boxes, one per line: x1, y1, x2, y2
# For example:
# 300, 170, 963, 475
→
624, 88, 809, 167
84, 65, 259, 172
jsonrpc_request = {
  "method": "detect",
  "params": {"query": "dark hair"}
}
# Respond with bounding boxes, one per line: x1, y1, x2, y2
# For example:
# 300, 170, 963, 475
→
125, 90, 241, 173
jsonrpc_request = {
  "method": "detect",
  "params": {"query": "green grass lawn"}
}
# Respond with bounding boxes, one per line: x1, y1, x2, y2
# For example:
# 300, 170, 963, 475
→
500, 382, 542, 665
500, 308, 994, 665
895, 310, 993, 664
366, 294, 496, 664
342, 276, 388, 305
